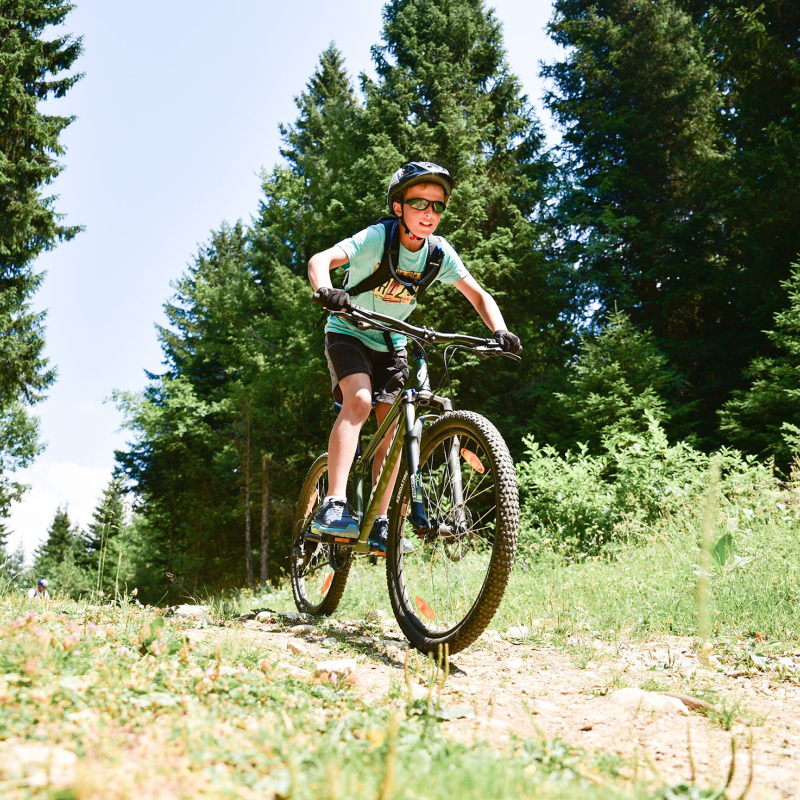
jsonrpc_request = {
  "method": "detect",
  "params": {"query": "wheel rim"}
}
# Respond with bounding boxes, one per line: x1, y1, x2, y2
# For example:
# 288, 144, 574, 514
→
394, 427, 499, 638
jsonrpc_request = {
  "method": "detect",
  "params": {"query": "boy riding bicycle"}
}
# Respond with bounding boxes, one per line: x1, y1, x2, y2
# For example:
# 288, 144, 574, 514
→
308, 161, 522, 552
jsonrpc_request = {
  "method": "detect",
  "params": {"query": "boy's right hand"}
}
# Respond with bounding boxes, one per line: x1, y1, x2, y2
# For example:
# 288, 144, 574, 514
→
314, 287, 352, 312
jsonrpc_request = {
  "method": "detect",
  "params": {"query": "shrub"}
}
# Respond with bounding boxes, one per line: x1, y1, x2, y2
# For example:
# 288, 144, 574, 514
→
517, 413, 776, 553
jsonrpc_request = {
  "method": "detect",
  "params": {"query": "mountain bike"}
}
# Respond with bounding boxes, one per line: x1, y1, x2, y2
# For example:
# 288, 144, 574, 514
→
290, 301, 521, 655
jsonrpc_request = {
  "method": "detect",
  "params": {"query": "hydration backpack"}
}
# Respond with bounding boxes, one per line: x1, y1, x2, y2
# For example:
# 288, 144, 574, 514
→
315, 218, 445, 350
343, 217, 444, 301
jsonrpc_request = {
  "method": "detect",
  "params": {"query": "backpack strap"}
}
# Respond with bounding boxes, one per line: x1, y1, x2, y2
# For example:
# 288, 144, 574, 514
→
313, 221, 447, 348
416, 233, 444, 303
344, 219, 398, 297
346, 219, 444, 301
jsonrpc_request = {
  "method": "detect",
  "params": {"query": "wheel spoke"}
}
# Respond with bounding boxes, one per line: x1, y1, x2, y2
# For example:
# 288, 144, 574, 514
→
398, 423, 501, 635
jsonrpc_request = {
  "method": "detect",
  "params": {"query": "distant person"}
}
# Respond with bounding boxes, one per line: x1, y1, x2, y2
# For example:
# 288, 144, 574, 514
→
28, 579, 50, 600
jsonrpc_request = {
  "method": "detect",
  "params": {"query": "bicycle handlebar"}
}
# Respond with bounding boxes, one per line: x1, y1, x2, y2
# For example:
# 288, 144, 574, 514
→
312, 292, 522, 361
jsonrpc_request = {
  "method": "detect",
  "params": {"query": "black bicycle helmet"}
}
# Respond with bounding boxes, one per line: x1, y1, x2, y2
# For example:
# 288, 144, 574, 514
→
386, 161, 453, 212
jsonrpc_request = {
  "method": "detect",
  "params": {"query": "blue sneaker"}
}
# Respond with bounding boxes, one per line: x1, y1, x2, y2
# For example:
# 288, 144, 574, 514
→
310, 498, 359, 539
369, 516, 414, 554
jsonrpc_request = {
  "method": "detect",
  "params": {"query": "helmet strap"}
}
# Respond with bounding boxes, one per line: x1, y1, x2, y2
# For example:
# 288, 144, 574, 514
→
399, 209, 424, 240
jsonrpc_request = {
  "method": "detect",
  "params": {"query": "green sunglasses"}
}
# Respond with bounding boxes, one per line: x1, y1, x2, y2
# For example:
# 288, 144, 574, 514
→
404, 197, 448, 214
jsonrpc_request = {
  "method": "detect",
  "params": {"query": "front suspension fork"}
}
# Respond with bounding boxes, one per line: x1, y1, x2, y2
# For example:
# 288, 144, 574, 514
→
403, 392, 428, 528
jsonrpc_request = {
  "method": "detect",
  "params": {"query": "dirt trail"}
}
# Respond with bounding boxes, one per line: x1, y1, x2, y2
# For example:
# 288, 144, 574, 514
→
198, 614, 800, 799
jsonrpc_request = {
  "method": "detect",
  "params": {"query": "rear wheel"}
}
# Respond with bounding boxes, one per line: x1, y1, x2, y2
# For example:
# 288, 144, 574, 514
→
386, 411, 518, 655
291, 454, 352, 615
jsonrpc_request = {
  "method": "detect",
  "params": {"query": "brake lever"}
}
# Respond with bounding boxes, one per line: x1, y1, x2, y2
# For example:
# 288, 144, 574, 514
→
473, 345, 522, 362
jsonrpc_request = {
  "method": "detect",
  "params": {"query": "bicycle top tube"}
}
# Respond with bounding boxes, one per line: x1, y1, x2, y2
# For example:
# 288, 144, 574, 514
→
313, 295, 521, 361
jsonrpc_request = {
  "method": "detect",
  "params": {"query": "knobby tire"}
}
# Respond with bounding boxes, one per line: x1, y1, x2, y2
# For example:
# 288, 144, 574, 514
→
385, 411, 519, 655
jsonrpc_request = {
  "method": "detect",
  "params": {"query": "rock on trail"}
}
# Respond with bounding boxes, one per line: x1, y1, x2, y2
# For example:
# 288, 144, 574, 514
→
608, 688, 689, 715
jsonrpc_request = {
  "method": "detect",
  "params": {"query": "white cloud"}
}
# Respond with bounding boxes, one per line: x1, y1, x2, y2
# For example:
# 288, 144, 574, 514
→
6, 460, 112, 561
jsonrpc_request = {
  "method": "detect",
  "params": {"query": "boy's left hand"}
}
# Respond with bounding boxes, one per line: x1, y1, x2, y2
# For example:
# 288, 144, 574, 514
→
493, 330, 522, 354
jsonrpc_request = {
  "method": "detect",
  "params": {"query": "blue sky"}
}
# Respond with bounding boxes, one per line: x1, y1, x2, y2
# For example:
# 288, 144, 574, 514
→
7, 0, 563, 557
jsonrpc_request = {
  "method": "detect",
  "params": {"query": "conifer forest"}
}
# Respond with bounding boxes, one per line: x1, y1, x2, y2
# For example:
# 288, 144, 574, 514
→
2, 0, 800, 603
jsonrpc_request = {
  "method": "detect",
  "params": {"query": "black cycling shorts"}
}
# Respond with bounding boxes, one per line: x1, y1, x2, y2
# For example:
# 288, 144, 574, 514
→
324, 333, 409, 405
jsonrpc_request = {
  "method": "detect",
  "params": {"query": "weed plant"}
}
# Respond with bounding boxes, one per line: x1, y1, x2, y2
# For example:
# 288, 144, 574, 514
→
509, 423, 800, 645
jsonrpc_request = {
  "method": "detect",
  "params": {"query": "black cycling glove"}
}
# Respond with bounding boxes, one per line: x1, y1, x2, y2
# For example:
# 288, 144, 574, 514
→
315, 287, 352, 312
493, 329, 522, 354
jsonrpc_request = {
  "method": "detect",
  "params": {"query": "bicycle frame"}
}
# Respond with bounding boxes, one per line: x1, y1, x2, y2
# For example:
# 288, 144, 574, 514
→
349, 343, 460, 554
306, 301, 519, 556
294, 297, 523, 647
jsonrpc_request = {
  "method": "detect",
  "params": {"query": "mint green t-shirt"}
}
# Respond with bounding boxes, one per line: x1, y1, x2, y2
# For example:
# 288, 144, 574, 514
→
325, 224, 470, 352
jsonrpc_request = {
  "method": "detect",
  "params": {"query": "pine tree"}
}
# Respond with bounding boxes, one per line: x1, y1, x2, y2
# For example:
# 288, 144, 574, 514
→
3, 544, 26, 586
33, 506, 75, 579
81, 478, 129, 591
348, 0, 573, 448
0, 521, 25, 585
719, 264, 800, 467
257, 44, 364, 273
0, 402, 42, 515
0, 521, 15, 579
35, 507, 74, 563
115, 373, 223, 598
34, 506, 95, 596
684, 1, 800, 354
116, 223, 317, 597
554, 311, 674, 453
543, 0, 729, 443
0, 1, 82, 514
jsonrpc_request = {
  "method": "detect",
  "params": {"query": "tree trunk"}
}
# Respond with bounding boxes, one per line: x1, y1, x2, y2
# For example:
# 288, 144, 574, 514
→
244, 410, 254, 590
260, 454, 270, 585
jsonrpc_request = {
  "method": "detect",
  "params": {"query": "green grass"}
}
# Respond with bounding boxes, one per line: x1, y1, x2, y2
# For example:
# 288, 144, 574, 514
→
0, 593, 686, 799
3, 461, 795, 797
261, 481, 800, 654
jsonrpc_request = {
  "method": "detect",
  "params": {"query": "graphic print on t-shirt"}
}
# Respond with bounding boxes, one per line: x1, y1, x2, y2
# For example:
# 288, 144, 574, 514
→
366, 263, 419, 304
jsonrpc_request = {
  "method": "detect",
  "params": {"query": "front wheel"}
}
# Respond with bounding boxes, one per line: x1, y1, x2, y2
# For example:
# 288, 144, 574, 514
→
290, 453, 351, 615
386, 411, 519, 655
